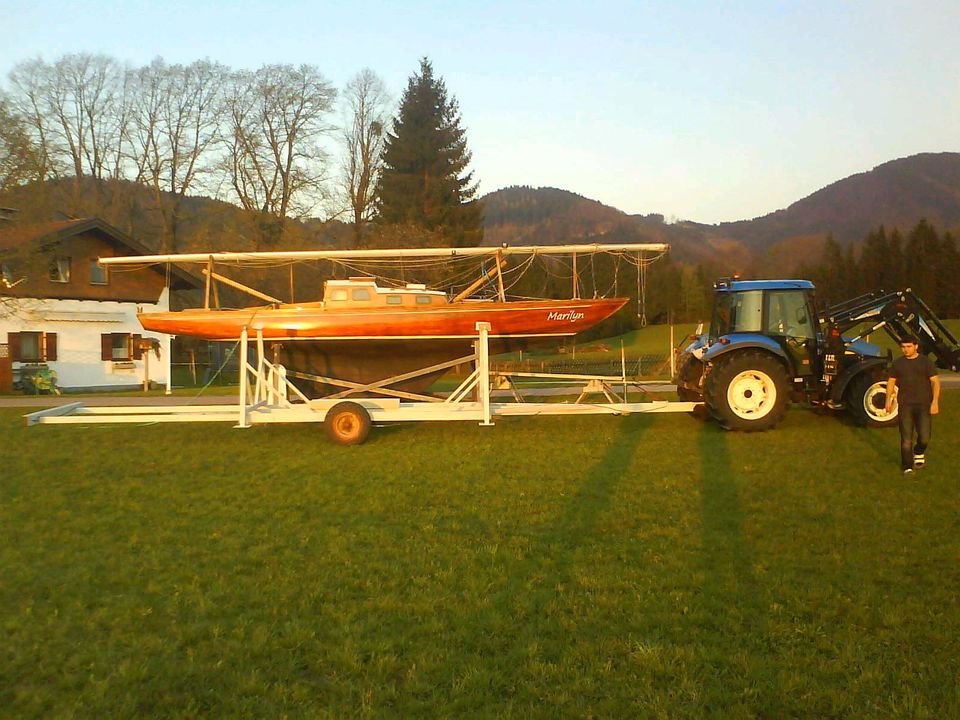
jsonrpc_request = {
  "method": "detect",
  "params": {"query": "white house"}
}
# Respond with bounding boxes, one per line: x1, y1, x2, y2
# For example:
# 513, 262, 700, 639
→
0, 217, 198, 392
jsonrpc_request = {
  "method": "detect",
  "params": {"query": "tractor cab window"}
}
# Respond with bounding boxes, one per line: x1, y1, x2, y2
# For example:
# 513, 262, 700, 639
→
712, 290, 763, 337
767, 290, 815, 339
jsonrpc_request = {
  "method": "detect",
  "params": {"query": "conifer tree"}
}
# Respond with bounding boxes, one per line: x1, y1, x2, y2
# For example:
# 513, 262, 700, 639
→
374, 58, 482, 246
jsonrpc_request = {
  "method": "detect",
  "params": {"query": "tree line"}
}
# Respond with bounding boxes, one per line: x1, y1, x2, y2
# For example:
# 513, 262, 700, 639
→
0, 54, 481, 251
796, 220, 960, 315
638, 218, 960, 324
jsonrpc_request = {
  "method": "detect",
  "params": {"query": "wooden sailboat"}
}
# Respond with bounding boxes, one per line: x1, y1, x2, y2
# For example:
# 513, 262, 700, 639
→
102, 243, 669, 397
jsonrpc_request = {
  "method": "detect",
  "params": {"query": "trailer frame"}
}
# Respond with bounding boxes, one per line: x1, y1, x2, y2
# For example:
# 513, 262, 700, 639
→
26, 322, 700, 442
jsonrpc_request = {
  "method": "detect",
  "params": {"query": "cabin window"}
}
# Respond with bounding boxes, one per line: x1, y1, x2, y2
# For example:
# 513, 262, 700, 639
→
385, 295, 403, 305
101, 333, 142, 361
329, 289, 348, 301
49, 256, 71, 283
89, 260, 108, 285
351, 288, 371, 301
415, 295, 433, 305
9, 331, 57, 362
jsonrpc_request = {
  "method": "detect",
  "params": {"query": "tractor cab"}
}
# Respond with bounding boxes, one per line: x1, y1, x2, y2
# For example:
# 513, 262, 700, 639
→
706, 279, 821, 377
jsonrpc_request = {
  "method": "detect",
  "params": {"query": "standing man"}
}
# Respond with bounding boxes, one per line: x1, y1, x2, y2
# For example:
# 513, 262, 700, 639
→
885, 337, 941, 475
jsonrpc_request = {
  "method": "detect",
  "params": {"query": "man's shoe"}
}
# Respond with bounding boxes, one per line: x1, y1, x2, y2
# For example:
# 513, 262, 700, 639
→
914, 453, 926, 468
904, 468, 914, 475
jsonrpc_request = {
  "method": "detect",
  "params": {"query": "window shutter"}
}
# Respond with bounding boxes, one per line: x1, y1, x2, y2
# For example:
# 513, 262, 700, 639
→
132, 334, 143, 360
8, 333, 20, 362
101, 334, 113, 361
45, 333, 58, 361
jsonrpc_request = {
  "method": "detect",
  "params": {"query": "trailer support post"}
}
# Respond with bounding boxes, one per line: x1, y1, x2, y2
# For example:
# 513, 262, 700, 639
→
238, 326, 250, 428
477, 322, 493, 426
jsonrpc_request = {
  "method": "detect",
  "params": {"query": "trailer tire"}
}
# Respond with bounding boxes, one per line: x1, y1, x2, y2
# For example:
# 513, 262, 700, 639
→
845, 372, 897, 428
705, 351, 789, 431
324, 402, 372, 445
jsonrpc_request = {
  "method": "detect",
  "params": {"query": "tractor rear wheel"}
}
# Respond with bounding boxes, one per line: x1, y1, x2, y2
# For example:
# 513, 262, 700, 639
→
845, 372, 897, 428
704, 351, 790, 431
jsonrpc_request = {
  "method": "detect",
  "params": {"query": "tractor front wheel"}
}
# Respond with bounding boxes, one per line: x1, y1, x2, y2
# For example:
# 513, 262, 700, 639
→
845, 372, 897, 428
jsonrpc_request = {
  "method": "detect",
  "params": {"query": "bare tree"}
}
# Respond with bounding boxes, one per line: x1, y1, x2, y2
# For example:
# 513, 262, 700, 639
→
339, 68, 390, 248
0, 92, 41, 191
129, 58, 226, 251
222, 64, 336, 248
7, 54, 128, 210
7, 59, 61, 184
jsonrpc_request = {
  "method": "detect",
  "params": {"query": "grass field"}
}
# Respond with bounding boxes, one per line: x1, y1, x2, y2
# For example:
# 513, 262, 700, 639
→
3, 397, 960, 718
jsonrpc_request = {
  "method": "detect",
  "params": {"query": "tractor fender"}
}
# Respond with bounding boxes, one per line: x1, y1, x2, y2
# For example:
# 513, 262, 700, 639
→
702, 334, 791, 367
829, 357, 890, 403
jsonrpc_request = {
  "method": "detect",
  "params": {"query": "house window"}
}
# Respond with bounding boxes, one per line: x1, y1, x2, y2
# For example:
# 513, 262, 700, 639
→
329, 289, 347, 301
416, 295, 433, 305
385, 295, 403, 305
90, 260, 108, 285
20, 332, 42, 361
49, 256, 71, 283
351, 288, 371, 301
101, 333, 142, 361
8, 331, 58, 362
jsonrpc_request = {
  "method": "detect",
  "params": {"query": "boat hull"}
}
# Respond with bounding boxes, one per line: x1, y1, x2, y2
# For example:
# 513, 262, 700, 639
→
139, 298, 628, 397
138, 298, 628, 342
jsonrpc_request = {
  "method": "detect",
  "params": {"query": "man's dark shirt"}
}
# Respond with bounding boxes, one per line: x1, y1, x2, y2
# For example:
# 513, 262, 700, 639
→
890, 354, 937, 405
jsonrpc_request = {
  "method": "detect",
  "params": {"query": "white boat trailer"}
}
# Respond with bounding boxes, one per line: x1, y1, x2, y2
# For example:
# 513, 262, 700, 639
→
26, 323, 701, 444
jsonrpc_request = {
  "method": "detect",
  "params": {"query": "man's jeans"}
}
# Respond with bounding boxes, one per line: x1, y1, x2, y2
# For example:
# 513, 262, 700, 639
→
898, 403, 931, 470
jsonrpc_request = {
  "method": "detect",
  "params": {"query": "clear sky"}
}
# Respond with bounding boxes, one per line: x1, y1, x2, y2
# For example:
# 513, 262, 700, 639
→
2, 0, 958, 224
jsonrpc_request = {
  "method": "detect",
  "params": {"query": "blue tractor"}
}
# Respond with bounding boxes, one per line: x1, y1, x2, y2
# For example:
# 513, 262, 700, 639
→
674, 279, 960, 431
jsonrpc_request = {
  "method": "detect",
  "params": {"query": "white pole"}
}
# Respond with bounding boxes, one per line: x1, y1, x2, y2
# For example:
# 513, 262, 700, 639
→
238, 327, 249, 428
477, 322, 493, 426
670, 322, 676, 378
165, 335, 172, 395
621, 339, 627, 400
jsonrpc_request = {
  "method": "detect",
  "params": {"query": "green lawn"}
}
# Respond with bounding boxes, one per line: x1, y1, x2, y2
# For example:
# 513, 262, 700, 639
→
2, 397, 959, 718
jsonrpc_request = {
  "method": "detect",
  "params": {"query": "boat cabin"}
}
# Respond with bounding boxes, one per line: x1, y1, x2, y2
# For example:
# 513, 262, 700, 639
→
322, 278, 448, 308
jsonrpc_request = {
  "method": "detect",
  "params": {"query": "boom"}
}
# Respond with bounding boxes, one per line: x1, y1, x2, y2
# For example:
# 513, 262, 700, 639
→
824, 289, 960, 371
98, 242, 670, 266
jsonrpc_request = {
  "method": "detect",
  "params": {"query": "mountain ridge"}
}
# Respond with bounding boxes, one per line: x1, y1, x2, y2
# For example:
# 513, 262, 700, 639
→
481, 152, 960, 270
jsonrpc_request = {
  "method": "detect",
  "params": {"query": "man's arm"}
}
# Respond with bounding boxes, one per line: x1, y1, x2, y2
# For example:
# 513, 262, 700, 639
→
885, 377, 898, 415
930, 374, 940, 415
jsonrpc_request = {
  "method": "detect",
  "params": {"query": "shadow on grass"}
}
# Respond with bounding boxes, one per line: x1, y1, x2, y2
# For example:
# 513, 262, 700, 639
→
461, 414, 653, 667
694, 422, 781, 700
845, 422, 901, 472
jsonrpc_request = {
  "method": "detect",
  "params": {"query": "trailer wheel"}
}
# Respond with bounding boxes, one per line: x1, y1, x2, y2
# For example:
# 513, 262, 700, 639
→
324, 402, 372, 445
845, 372, 897, 428
705, 351, 789, 431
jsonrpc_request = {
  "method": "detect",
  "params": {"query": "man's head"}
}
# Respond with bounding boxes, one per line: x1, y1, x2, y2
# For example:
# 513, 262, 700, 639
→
899, 337, 920, 358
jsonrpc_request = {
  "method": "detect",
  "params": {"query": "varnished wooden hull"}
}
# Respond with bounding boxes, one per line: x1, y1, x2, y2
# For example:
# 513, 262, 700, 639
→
139, 298, 628, 341
139, 298, 628, 397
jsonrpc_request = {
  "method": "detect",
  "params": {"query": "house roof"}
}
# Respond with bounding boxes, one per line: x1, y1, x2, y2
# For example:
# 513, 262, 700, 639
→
0, 217, 201, 289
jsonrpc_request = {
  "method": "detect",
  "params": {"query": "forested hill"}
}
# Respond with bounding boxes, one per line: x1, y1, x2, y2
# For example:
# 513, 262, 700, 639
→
709, 152, 960, 249
480, 186, 740, 267
480, 153, 960, 270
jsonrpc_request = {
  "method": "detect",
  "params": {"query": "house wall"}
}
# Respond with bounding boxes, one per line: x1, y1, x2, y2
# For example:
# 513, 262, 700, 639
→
1, 289, 171, 390
3, 229, 168, 303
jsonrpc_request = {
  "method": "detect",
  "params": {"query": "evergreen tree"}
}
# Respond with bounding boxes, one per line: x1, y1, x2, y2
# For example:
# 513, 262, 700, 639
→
904, 219, 940, 302
888, 229, 906, 291
860, 226, 890, 292
939, 232, 960, 316
375, 58, 482, 246
816, 234, 845, 306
